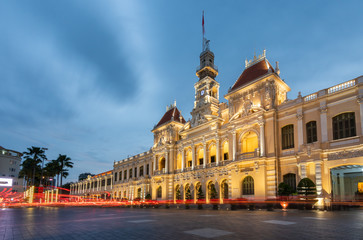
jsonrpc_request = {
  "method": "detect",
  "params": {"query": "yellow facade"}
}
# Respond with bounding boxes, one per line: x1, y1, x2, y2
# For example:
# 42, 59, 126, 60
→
71, 49, 363, 204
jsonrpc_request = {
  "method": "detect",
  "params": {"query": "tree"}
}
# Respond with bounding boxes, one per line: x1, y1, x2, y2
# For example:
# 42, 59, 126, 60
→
185, 186, 192, 200
175, 187, 181, 200
21, 147, 47, 186
56, 154, 73, 187
19, 158, 41, 187
197, 185, 204, 200
43, 160, 60, 187
297, 178, 317, 197
209, 183, 218, 199
78, 172, 94, 181
278, 182, 294, 196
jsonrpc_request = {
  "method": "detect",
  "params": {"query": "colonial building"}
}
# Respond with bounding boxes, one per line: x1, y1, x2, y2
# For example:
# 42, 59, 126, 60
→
71, 42, 363, 204
0, 146, 23, 193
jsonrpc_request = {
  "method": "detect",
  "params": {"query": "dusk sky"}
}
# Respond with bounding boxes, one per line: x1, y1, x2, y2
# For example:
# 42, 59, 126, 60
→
1, 1, 363, 183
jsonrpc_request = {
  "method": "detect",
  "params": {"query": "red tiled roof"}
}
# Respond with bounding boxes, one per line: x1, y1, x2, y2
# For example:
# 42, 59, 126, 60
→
155, 107, 186, 128
230, 59, 274, 91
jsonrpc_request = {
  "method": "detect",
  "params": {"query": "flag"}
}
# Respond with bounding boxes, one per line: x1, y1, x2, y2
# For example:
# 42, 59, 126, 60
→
202, 11, 205, 35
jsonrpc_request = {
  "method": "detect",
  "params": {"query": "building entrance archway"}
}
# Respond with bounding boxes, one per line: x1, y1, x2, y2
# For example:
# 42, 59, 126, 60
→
331, 165, 363, 201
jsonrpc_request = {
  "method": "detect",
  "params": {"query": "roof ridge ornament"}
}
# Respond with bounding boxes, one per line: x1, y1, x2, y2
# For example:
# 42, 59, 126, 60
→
245, 49, 267, 69
166, 100, 177, 111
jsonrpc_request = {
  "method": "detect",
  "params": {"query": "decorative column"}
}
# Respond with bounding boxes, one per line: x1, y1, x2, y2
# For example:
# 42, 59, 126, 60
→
165, 150, 169, 174
216, 138, 220, 166
300, 163, 307, 179
170, 148, 174, 173
181, 148, 185, 172
297, 109, 304, 151
320, 102, 328, 142
357, 96, 363, 135
258, 119, 265, 157
315, 161, 322, 196
203, 142, 207, 168
153, 156, 157, 172
232, 131, 237, 161
192, 144, 195, 169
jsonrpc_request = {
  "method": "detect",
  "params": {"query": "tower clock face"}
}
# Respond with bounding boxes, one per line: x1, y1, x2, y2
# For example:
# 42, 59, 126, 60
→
201, 90, 205, 96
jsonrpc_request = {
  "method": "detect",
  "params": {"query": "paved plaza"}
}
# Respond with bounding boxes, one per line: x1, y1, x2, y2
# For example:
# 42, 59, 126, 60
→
0, 207, 362, 240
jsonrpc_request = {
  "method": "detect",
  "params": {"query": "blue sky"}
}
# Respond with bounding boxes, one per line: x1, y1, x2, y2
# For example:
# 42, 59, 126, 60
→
1, 1, 363, 183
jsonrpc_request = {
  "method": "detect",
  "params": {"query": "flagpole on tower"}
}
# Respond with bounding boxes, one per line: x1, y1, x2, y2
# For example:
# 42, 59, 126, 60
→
202, 11, 205, 51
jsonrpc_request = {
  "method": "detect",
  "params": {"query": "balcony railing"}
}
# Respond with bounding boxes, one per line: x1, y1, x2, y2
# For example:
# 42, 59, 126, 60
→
196, 62, 218, 72
328, 80, 355, 94
219, 160, 232, 166
304, 93, 317, 102
206, 162, 217, 168
194, 165, 204, 170
237, 150, 258, 160
154, 168, 166, 176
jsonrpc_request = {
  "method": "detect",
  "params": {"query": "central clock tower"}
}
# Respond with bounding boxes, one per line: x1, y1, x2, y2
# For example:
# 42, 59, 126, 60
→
191, 39, 220, 127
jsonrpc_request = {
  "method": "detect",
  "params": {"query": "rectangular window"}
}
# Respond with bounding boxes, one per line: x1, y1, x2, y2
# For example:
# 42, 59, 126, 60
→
223, 153, 228, 160
114, 172, 118, 182
129, 169, 132, 179
119, 171, 122, 181
211, 155, 216, 163
188, 161, 192, 167
199, 158, 203, 165
282, 124, 294, 150
333, 112, 356, 140
124, 170, 127, 180
146, 164, 149, 175
306, 121, 317, 144
107, 178, 111, 186
139, 166, 144, 177
101, 180, 105, 187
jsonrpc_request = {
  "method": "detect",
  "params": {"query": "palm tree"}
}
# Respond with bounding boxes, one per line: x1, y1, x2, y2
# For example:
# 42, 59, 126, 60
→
22, 147, 47, 186
44, 160, 60, 187
56, 154, 73, 187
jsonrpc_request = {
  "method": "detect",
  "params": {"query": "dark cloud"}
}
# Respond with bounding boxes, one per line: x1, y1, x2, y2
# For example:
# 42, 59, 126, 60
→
24, 1, 139, 102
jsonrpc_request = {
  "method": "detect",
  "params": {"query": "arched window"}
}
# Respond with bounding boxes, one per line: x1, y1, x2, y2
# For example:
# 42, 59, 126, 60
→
282, 125, 294, 150
242, 176, 254, 195
137, 188, 141, 198
223, 141, 229, 160
209, 144, 216, 163
221, 180, 229, 199
283, 173, 296, 192
333, 112, 356, 140
197, 147, 204, 165
157, 186, 162, 198
159, 158, 165, 171
186, 150, 193, 167
306, 121, 317, 143
241, 131, 258, 153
